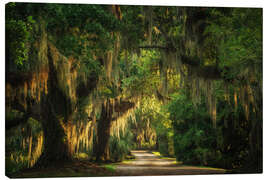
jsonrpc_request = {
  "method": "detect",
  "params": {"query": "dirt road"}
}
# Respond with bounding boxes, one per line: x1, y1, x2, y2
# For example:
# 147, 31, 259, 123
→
115, 150, 226, 176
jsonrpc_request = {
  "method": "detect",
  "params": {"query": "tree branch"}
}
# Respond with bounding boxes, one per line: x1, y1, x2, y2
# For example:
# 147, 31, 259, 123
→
76, 72, 98, 97
6, 111, 31, 131
181, 55, 222, 80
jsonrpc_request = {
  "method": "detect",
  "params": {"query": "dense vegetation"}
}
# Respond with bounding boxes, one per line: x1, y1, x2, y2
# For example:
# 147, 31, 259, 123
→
5, 3, 262, 176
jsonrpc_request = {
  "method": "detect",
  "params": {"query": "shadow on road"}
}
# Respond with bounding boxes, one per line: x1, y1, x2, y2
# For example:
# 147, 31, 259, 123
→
115, 150, 226, 176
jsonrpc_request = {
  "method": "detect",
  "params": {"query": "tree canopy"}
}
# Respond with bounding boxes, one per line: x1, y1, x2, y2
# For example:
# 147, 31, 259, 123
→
5, 3, 262, 176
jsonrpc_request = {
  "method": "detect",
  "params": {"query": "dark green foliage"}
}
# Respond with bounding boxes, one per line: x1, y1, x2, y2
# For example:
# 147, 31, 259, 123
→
109, 128, 134, 162
80, 56, 102, 76
204, 8, 262, 81
217, 100, 262, 172
168, 92, 262, 171
169, 93, 218, 165
5, 3, 262, 175
45, 4, 120, 57
6, 3, 121, 62
151, 107, 174, 156
120, 6, 146, 50
6, 3, 36, 70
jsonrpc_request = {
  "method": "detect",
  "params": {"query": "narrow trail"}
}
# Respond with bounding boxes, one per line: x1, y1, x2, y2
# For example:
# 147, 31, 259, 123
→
115, 150, 226, 176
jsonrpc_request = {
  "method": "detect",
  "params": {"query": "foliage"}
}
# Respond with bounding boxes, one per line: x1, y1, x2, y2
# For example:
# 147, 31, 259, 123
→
103, 164, 116, 173
204, 8, 262, 81
5, 3, 262, 174
168, 93, 218, 165
216, 99, 262, 171
46, 4, 121, 57
80, 56, 102, 77
109, 127, 134, 162
121, 50, 160, 97
168, 91, 261, 171
152, 104, 174, 156
120, 6, 146, 51
6, 5, 36, 70
6, 116, 43, 175
130, 98, 157, 150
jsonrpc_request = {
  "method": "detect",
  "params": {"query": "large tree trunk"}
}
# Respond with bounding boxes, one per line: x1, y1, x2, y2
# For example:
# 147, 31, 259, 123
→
35, 108, 71, 167
95, 98, 135, 162
6, 16, 100, 168
96, 100, 113, 162
34, 47, 74, 167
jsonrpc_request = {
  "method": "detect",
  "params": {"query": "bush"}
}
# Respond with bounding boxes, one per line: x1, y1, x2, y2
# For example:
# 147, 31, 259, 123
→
109, 129, 134, 162
168, 93, 219, 166
168, 92, 262, 170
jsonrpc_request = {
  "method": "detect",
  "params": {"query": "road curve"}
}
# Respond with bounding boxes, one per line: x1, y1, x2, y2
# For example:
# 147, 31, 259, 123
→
115, 150, 226, 176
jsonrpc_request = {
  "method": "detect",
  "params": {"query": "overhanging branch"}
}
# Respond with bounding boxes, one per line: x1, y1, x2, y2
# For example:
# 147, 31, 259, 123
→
6, 111, 31, 131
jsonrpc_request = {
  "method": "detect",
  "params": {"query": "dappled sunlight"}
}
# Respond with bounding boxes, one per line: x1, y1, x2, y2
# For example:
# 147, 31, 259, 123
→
116, 151, 226, 176
6, 3, 262, 177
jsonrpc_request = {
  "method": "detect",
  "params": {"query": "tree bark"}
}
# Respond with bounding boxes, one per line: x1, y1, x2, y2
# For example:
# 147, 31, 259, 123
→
35, 110, 71, 167
95, 98, 135, 162
96, 100, 113, 162
34, 48, 73, 167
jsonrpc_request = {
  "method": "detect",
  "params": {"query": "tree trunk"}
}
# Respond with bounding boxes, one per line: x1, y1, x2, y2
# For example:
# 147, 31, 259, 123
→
34, 48, 73, 167
35, 110, 71, 167
96, 100, 113, 162
248, 114, 262, 172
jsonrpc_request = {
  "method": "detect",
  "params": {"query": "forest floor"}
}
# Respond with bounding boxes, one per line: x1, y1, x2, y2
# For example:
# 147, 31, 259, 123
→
9, 150, 226, 178
8, 160, 116, 178
114, 150, 227, 176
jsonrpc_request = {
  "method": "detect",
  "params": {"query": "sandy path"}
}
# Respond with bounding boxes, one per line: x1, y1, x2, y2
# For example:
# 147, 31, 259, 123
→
115, 150, 226, 176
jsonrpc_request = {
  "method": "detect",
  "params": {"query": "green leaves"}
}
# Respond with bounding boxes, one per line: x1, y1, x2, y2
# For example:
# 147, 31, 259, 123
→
204, 8, 262, 82
6, 3, 38, 70
27, 16, 36, 24
120, 50, 160, 98
44, 4, 120, 58
6, 18, 33, 69
98, 85, 118, 98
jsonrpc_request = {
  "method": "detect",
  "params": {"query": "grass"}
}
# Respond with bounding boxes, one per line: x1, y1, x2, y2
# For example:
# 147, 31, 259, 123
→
121, 159, 134, 164
152, 151, 226, 172
120, 154, 136, 164
194, 165, 227, 171
152, 151, 176, 159
126, 154, 135, 159
152, 151, 161, 156
153, 151, 225, 171
103, 164, 116, 173
74, 152, 89, 159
